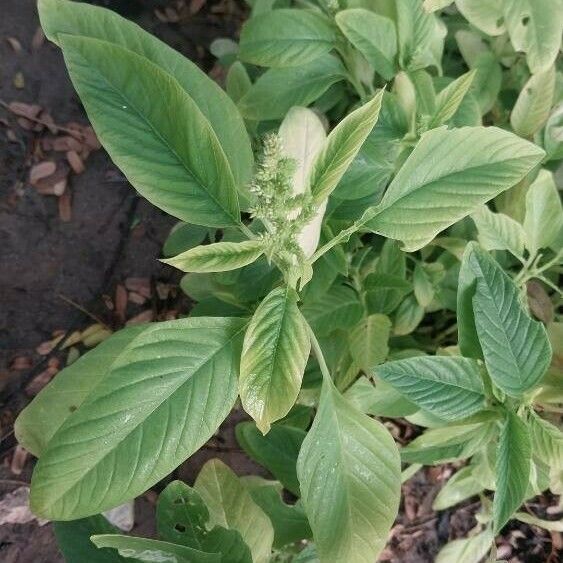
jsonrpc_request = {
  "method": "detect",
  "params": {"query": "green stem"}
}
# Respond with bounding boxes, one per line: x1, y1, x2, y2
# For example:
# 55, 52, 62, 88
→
307, 323, 332, 384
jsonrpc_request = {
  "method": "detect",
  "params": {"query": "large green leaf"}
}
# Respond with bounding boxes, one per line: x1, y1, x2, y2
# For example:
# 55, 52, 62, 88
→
502, 0, 563, 73
58, 34, 240, 227
240, 286, 311, 434
38, 0, 252, 188
365, 126, 545, 251
335, 9, 397, 80
236, 422, 305, 495
297, 376, 401, 562
373, 356, 486, 420
91, 535, 219, 563
162, 240, 265, 273
493, 411, 531, 533
459, 243, 552, 396
194, 459, 274, 563
238, 54, 346, 121
239, 10, 336, 67
30, 317, 246, 520
15, 325, 146, 457
309, 90, 385, 204
456, 0, 505, 35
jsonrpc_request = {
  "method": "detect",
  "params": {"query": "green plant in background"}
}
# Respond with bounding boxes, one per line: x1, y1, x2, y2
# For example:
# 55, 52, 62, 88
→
14, 0, 563, 561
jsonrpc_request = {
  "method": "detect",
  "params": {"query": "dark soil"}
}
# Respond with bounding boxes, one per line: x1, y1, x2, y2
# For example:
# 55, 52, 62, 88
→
0, 2, 559, 562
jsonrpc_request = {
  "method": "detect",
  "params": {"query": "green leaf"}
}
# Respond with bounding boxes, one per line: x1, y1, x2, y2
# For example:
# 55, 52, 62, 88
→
302, 283, 363, 338
242, 478, 312, 548
365, 126, 545, 251
423, 0, 454, 12
348, 314, 391, 371
373, 356, 486, 421
493, 411, 532, 533
161, 240, 265, 273
38, 0, 252, 190
413, 263, 435, 307
529, 412, 563, 470
239, 9, 335, 67
15, 325, 147, 457
238, 54, 345, 121
511, 66, 556, 138
226, 62, 252, 104
309, 89, 385, 205
428, 69, 476, 128
432, 465, 484, 510
156, 481, 252, 562
297, 376, 401, 562
29, 317, 246, 520
471, 205, 526, 257
335, 9, 397, 80
91, 535, 219, 563
401, 418, 497, 464
435, 528, 493, 563
503, 0, 563, 73
54, 515, 125, 563
460, 243, 552, 396
392, 294, 424, 335
194, 459, 274, 563
235, 421, 305, 495
163, 223, 210, 258
456, 0, 506, 35
515, 511, 563, 531
240, 286, 310, 434
58, 35, 240, 227
365, 273, 411, 315
523, 169, 563, 255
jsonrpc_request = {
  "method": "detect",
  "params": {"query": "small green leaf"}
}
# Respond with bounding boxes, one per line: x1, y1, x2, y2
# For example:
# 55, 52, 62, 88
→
423, 0, 454, 12
393, 295, 424, 336
309, 89, 385, 204
428, 69, 476, 128
471, 205, 526, 258
432, 465, 484, 510
163, 223, 210, 258
493, 411, 531, 533
235, 421, 305, 495
335, 9, 397, 80
91, 535, 219, 563
297, 377, 401, 562
365, 273, 411, 315
470, 51, 502, 115
348, 314, 391, 371
529, 412, 563, 470
373, 356, 486, 421
435, 528, 493, 563
239, 10, 336, 67
240, 286, 310, 434
511, 66, 556, 138
523, 169, 563, 255
194, 459, 274, 563
460, 243, 552, 396
366, 126, 545, 251
413, 263, 435, 307
226, 62, 252, 104
162, 240, 265, 273
59, 35, 240, 227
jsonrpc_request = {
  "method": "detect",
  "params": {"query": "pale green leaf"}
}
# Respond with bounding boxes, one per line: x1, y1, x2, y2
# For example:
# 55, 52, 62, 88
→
413, 263, 435, 307
349, 314, 391, 371
161, 240, 265, 273
456, 0, 506, 35
297, 377, 401, 562
373, 356, 486, 420
226, 62, 252, 104
471, 205, 526, 257
335, 9, 397, 80
460, 243, 552, 396
470, 51, 502, 115
91, 535, 219, 563
240, 286, 310, 433
194, 459, 274, 563
366, 126, 545, 251
309, 89, 385, 204
59, 35, 240, 227
238, 54, 346, 121
435, 529, 493, 563
529, 412, 563, 470
395, 0, 436, 69
38, 0, 252, 190
503, 0, 563, 73
392, 295, 424, 335
423, 0, 454, 12
515, 511, 563, 531
163, 223, 209, 258
429, 69, 476, 128
239, 10, 336, 67
29, 317, 246, 520
523, 169, 563, 255
493, 411, 531, 533
511, 66, 556, 138
432, 465, 484, 510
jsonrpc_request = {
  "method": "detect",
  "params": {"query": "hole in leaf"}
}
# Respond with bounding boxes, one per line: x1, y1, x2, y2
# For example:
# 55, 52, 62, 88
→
69, 405, 77, 412
496, 17, 504, 27
521, 15, 530, 26
174, 497, 186, 505
175, 524, 186, 533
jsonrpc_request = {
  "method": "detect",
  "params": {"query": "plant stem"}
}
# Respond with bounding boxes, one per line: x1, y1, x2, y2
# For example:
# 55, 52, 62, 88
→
307, 323, 332, 384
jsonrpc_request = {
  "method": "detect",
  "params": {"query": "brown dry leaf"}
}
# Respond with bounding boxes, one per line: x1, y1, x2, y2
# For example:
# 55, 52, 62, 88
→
13, 72, 25, 89
9, 356, 32, 370
102, 294, 115, 311
128, 291, 147, 305
527, 280, 554, 323
115, 284, 128, 321
29, 160, 56, 185
126, 310, 154, 326
36, 334, 64, 355
25, 365, 58, 396
8, 102, 41, 119
156, 282, 171, 300
0, 487, 48, 526
40, 111, 58, 134
125, 277, 151, 298
59, 188, 72, 222
164, 310, 178, 320
66, 150, 85, 174
190, 0, 206, 14
35, 173, 68, 196
31, 27, 45, 50
53, 135, 83, 152
82, 126, 101, 150
6, 37, 22, 52
10, 445, 28, 476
